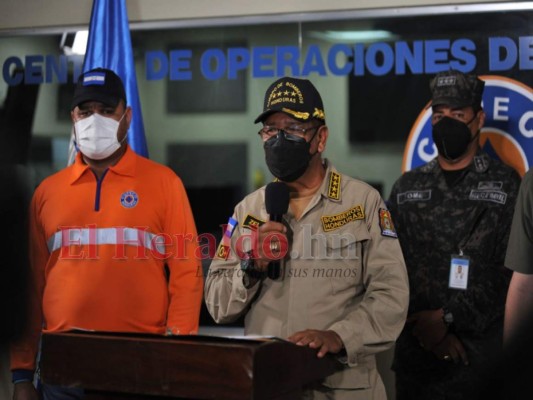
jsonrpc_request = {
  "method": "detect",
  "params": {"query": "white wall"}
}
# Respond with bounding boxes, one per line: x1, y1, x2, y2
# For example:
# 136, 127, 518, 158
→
0, 0, 509, 32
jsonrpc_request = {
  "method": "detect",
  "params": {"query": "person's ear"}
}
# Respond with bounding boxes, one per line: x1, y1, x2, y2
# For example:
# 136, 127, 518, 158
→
477, 109, 486, 130
317, 126, 329, 153
124, 106, 132, 129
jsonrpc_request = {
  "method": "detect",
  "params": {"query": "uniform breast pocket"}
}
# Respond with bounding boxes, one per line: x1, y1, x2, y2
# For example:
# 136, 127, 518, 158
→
316, 225, 370, 295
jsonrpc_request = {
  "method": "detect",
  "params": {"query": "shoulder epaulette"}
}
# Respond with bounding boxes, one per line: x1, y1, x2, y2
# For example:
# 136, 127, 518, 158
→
327, 171, 341, 200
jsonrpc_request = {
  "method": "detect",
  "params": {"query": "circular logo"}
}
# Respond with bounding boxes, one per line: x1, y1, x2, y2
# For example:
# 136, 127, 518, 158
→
403, 75, 533, 176
120, 191, 139, 208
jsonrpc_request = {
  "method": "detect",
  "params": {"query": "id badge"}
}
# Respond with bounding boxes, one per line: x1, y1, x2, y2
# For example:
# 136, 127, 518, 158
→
449, 255, 469, 290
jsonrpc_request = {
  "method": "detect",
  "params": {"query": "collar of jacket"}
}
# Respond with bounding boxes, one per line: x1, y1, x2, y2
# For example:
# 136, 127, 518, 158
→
69, 145, 136, 184
420, 148, 490, 174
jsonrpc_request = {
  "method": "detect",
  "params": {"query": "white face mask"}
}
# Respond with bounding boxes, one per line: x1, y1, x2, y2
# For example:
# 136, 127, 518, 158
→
74, 113, 126, 160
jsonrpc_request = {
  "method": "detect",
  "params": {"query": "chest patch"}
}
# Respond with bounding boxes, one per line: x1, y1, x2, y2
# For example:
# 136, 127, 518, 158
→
397, 190, 432, 204
478, 181, 503, 190
120, 191, 139, 208
321, 205, 364, 232
469, 190, 507, 205
242, 214, 265, 229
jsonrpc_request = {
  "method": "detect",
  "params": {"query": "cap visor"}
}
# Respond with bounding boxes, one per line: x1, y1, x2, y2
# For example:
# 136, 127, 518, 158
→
430, 97, 471, 109
254, 110, 276, 124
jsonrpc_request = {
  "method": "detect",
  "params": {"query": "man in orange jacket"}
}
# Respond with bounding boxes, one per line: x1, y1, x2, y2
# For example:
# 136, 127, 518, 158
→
10, 68, 203, 400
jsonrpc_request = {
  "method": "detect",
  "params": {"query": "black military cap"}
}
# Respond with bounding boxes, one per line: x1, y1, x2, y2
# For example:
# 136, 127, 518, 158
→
430, 70, 485, 109
71, 68, 127, 110
254, 77, 326, 124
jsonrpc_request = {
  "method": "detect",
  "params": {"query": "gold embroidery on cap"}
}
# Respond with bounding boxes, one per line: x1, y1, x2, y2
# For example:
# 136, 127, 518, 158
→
313, 108, 325, 120
266, 82, 285, 107
281, 108, 310, 120
285, 82, 304, 103
321, 205, 365, 232
267, 82, 304, 108
327, 172, 341, 200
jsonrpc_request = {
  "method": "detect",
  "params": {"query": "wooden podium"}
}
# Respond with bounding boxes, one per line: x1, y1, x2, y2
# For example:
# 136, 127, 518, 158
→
40, 332, 342, 400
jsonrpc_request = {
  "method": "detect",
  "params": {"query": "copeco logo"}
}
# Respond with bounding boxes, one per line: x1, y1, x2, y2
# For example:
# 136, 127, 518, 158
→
403, 76, 533, 176
120, 191, 139, 208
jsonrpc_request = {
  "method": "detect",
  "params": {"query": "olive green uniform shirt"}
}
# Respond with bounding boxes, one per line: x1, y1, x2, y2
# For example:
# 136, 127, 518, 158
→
506, 168, 533, 273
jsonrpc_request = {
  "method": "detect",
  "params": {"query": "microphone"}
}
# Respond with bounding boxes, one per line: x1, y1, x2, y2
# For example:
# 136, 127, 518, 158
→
265, 182, 290, 279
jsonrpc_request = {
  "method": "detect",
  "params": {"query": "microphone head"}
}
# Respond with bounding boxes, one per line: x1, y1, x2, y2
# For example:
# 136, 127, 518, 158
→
265, 182, 290, 215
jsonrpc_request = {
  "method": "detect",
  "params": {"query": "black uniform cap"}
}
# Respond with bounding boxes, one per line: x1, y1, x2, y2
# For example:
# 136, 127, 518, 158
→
71, 68, 127, 110
254, 77, 325, 124
430, 70, 485, 109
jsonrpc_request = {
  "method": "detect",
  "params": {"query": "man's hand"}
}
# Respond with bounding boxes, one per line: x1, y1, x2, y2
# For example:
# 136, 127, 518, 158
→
408, 309, 448, 350
287, 329, 344, 358
431, 333, 469, 365
13, 381, 39, 400
254, 221, 288, 270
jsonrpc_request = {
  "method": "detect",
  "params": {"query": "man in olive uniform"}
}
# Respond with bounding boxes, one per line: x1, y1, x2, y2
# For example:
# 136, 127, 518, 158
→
205, 77, 409, 399
504, 167, 533, 343
388, 69, 521, 400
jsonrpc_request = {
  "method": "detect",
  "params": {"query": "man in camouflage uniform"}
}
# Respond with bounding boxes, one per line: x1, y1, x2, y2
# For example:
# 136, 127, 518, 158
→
205, 77, 409, 399
388, 69, 521, 400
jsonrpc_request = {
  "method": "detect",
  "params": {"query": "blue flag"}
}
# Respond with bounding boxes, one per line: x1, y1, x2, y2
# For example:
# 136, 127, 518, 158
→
83, 0, 148, 157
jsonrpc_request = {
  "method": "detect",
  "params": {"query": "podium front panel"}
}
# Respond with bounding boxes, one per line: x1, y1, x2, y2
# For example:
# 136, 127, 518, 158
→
40, 332, 341, 399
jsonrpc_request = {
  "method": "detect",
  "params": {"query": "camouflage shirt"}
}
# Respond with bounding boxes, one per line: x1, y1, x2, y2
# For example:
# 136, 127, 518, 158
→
388, 149, 521, 373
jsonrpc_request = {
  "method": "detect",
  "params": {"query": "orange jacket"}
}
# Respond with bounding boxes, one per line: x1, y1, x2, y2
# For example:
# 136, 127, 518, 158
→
11, 147, 203, 371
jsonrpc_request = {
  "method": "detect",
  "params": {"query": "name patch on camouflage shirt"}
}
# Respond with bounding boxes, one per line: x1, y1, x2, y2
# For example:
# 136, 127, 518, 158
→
321, 205, 364, 232
397, 190, 432, 204
469, 190, 507, 205
478, 181, 503, 190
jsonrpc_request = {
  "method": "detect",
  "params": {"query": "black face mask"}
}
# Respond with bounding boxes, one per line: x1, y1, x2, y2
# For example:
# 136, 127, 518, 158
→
264, 130, 318, 182
432, 115, 478, 161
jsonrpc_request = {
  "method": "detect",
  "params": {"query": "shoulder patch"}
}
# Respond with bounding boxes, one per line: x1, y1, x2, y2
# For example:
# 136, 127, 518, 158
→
215, 217, 238, 260
327, 171, 341, 200
379, 208, 398, 238
242, 214, 265, 229
225, 217, 238, 238
321, 205, 364, 232
215, 243, 231, 260
421, 159, 438, 173
474, 156, 490, 173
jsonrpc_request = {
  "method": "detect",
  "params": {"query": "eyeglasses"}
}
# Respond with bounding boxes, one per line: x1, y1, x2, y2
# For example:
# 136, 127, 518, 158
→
258, 124, 321, 141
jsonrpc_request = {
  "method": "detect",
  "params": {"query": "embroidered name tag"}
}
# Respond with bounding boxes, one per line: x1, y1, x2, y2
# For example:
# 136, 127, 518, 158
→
397, 190, 432, 204
321, 205, 364, 232
469, 190, 507, 205
242, 214, 265, 229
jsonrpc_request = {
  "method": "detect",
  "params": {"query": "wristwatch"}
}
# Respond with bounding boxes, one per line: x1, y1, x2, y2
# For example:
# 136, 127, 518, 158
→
240, 250, 263, 289
442, 307, 454, 327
